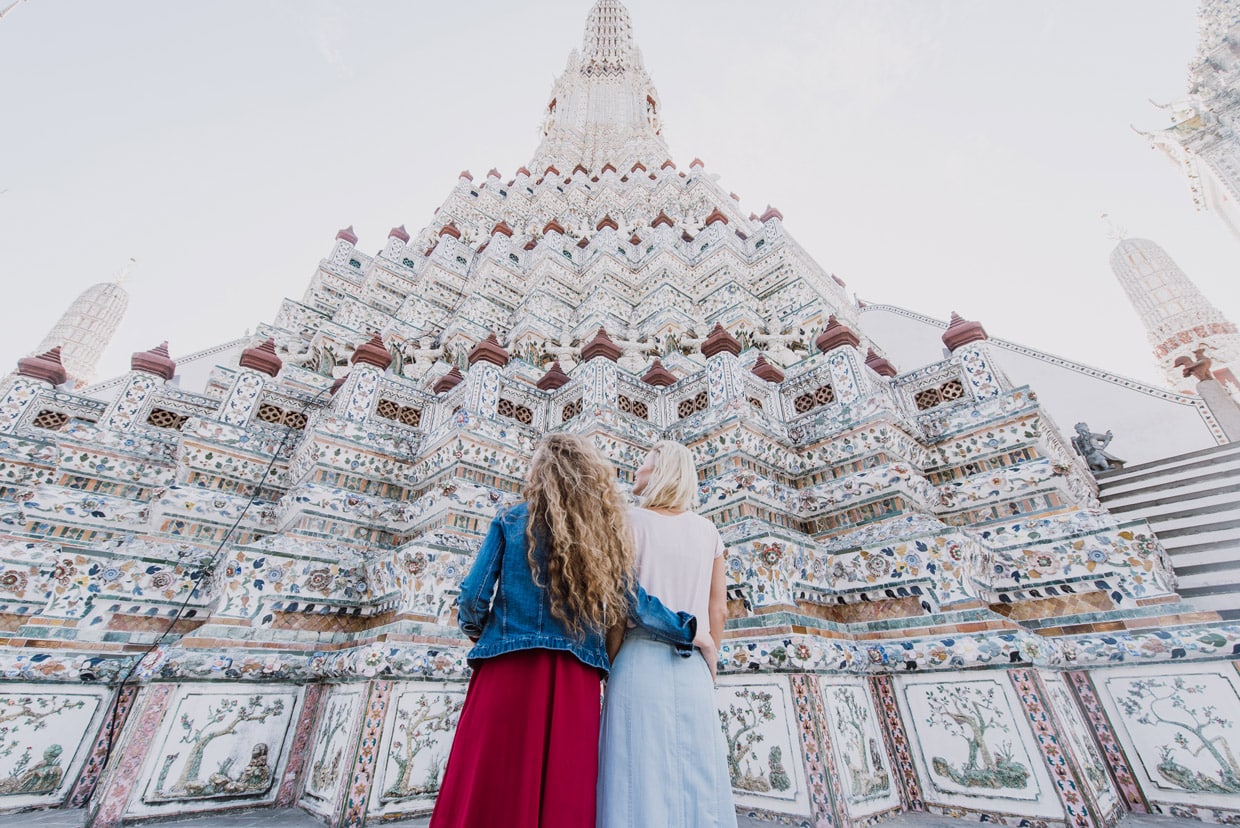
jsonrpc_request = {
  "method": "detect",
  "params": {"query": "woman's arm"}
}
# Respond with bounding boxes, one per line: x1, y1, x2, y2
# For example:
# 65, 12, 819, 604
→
456, 515, 505, 641
706, 554, 728, 680
606, 621, 627, 664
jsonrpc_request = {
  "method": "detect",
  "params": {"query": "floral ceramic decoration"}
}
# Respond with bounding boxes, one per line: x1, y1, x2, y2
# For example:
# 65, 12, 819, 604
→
818, 679, 900, 818
300, 687, 363, 816
715, 677, 812, 817
0, 685, 109, 810
1097, 663, 1240, 813
896, 674, 1061, 819
135, 686, 300, 817
368, 683, 465, 818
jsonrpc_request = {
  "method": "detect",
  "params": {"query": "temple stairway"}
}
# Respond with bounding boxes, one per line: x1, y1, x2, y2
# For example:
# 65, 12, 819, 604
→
1097, 440, 1240, 620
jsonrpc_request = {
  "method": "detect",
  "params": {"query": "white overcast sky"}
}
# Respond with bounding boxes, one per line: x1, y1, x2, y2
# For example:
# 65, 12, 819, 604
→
1, 1, 1236, 388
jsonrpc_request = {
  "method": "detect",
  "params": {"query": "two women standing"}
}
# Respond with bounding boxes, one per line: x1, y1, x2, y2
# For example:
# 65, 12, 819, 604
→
429, 435, 735, 828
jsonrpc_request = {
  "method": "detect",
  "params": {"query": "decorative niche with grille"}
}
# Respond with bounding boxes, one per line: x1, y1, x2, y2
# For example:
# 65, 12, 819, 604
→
676, 391, 708, 420
793, 384, 835, 414
618, 394, 648, 420
913, 378, 967, 411
561, 398, 583, 422
31, 409, 70, 431
375, 398, 422, 428
256, 403, 308, 430
497, 397, 534, 425
146, 408, 189, 431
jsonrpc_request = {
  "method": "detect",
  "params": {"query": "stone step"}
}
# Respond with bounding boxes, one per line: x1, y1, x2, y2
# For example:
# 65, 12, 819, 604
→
1136, 507, 1240, 538
1105, 485, 1240, 518
1098, 452, 1240, 498
1173, 557, 1240, 589
1102, 474, 1240, 508
1096, 441, 1240, 487
1165, 537, 1240, 570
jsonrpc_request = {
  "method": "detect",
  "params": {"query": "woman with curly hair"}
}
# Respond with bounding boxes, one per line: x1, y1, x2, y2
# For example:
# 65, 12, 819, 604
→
432, 433, 689, 828
598, 439, 736, 827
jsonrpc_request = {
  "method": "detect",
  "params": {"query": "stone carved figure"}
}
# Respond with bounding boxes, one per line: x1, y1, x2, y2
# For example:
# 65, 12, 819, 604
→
614, 328, 657, 372
1174, 344, 1215, 382
1071, 422, 1124, 472
754, 328, 801, 367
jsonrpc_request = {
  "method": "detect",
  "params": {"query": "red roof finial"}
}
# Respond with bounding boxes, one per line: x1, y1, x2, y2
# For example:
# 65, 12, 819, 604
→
131, 341, 176, 381
704, 208, 729, 226
537, 360, 571, 391
581, 328, 622, 362
865, 348, 897, 378
942, 312, 989, 352
239, 338, 282, 377
641, 358, 677, 387
651, 211, 675, 228
751, 354, 785, 383
759, 205, 784, 222
597, 215, 619, 231
814, 315, 861, 353
690, 157, 705, 169
491, 220, 514, 237
438, 223, 462, 240
389, 225, 410, 243
336, 225, 358, 245
433, 365, 465, 393
467, 333, 510, 368
458, 170, 473, 181
16, 346, 67, 385
701, 323, 741, 358
352, 334, 393, 370
543, 219, 566, 236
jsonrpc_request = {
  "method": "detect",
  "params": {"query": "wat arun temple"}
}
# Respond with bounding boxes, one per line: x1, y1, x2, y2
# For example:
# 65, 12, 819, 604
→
3, 3, 1240, 827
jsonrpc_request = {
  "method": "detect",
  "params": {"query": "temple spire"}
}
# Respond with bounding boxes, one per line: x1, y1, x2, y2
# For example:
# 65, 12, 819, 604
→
529, 0, 670, 173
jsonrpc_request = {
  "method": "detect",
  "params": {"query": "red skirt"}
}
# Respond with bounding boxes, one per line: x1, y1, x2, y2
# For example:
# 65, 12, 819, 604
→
430, 649, 603, 828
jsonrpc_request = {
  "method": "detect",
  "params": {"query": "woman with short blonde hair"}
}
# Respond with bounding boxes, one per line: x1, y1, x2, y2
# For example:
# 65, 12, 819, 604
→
598, 439, 736, 827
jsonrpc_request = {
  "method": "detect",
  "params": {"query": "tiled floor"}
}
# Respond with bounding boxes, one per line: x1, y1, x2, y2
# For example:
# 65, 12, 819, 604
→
0, 808, 1204, 827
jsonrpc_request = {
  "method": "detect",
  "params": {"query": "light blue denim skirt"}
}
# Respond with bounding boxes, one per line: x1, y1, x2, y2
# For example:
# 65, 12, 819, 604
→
597, 631, 737, 827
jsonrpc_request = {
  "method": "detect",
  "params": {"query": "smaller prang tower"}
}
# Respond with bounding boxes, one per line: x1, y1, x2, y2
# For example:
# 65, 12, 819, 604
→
1145, 0, 1240, 240
34, 266, 130, 385
1110, 236, 1240, 395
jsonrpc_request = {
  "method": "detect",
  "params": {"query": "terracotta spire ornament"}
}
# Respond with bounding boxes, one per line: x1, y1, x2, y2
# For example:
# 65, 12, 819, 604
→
352, 335, 393, 371
641, 358, 676, 387
433, 365, 465, 393
468, 333, 511, 368
865, 348, 897, 378
701, 323, 741, 358
336, 226, 358, 245
16, 346, 68, 386
239, 339, 282, 377
941, 312, 988, 352
814, 315, 860, 353
580, 328, 623, 362
537, 361, 572, 391
751, 354, 785, 383
131, 342, 176, 381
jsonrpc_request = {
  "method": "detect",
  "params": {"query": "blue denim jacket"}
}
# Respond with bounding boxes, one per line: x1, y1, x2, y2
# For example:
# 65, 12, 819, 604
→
457, 503, 696, 672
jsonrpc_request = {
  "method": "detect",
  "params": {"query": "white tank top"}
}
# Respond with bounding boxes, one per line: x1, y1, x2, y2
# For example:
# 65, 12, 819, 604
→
628, 507, 724, 652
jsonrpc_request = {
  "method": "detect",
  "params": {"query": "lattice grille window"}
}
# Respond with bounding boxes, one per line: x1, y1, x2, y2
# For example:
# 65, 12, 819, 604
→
256, 403, 308, 430
940, 379, 965, 402
146, 408, 188, 431
748, 397, 763, 411
497, 398, 534, 425
914, 377, 968, 411
376, 398, 422, 428
561, 398, 582, 422
617, 395, 649, 420
793, 384, 835, 414
677, 391, 708, 420
31, 410, 69, 431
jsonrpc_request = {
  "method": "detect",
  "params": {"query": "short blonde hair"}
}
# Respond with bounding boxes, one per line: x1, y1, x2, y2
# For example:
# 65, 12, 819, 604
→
637, 440, 699, 511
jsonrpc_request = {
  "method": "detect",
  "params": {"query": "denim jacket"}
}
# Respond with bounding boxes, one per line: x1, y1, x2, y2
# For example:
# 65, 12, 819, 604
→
457, 503, 696, 672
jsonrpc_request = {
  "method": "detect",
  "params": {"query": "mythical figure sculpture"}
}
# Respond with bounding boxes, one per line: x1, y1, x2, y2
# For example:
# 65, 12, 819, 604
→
614, 327, 657, 372
402, 338, 444, 379
754, 327, 801, 367
546, 328, 580, 370
1072, 422, 1124, 472
1174, 344, 1215, 382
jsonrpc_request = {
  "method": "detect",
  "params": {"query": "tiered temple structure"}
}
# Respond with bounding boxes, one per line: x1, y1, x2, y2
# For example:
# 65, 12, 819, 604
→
32, 273, 129, 386
1146, 0, 1240, 240
1, 3, 1239, 827
1109, 236, 1240, 398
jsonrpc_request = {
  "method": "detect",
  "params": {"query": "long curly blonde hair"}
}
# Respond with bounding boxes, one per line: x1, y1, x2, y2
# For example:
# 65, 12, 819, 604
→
524, 434, 634, 636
